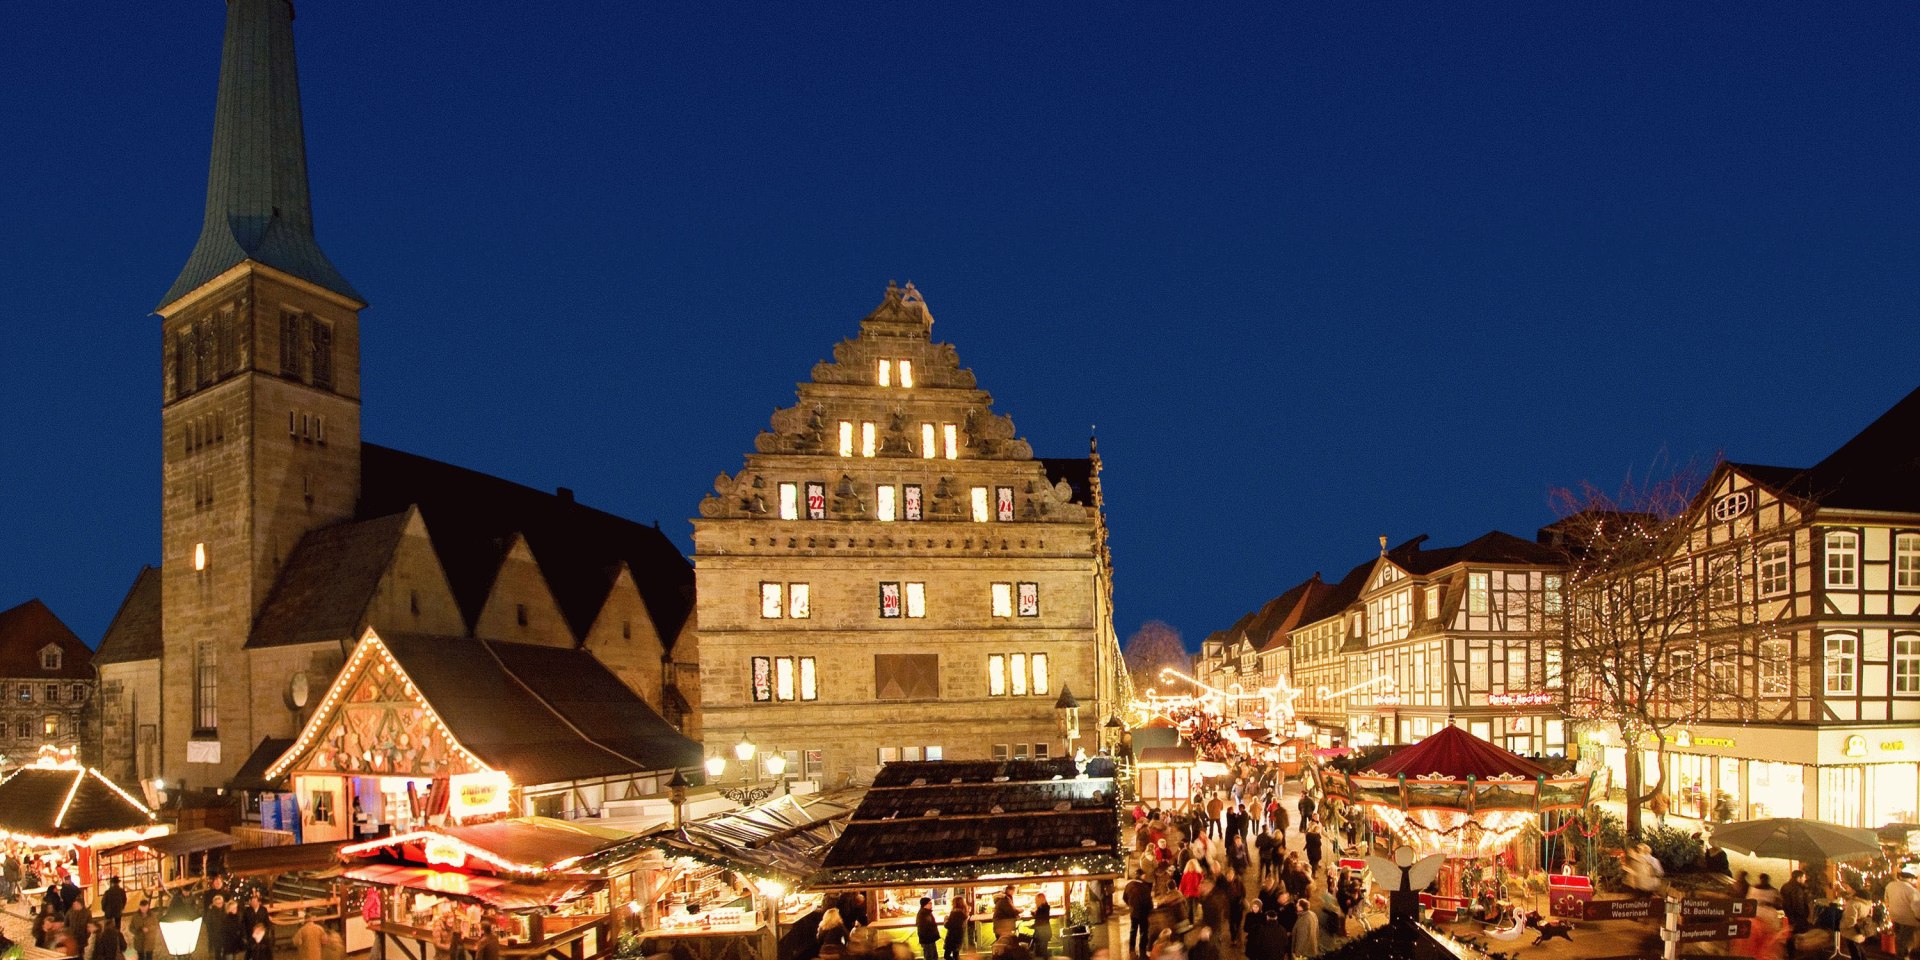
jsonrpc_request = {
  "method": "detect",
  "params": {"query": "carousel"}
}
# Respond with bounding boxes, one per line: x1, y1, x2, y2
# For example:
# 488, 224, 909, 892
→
1313, 725, 1601, 921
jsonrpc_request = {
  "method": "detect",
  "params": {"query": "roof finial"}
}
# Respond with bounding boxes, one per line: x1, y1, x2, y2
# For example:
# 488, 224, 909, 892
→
1379, 535, 1388, 556
161, 0, 360, 308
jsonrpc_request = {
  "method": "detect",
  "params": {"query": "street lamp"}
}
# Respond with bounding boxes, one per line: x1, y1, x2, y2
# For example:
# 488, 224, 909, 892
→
764, 752, 787, 777
667, 770, 689, 828
159, 893, 204, 960
708, 735, 777, 807
733, 733, 757, 764
704, 755, 726, 779
1054, 687, 1081, 756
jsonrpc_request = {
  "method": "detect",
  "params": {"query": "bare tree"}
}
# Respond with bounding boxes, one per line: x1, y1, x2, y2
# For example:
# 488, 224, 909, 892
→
1549, 461, 1782, 837
1123, 620, 1191, 693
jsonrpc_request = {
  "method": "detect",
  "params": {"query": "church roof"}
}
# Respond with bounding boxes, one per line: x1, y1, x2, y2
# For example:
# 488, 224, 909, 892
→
94, 566, 164, 664
359, 444, 695, 644
161, 0, 360, 308
249, 512, 412, 648
0, 599, 93, 680
373, 632, 702, 785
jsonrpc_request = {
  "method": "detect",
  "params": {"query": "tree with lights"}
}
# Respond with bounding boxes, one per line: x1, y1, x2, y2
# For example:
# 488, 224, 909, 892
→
1550, 464, 1785, 838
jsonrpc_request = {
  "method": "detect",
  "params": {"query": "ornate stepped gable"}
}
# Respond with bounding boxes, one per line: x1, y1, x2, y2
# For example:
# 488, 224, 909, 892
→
699, 282, 1088, 525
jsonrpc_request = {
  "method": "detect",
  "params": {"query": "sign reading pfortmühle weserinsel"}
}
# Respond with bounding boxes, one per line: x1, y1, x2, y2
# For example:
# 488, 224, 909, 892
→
1585, 897, 1659, 920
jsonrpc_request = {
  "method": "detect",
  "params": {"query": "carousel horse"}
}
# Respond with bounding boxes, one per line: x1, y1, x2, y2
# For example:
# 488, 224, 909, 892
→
1485, 911, 1529, 943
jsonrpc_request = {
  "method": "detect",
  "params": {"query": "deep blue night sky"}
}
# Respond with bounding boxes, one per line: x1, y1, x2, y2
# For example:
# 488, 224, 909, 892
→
2, 3, 1916, 648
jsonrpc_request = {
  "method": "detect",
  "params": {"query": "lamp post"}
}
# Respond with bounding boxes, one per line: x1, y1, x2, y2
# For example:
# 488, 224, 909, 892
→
667, 770, 688, 828
1054, 687, 1081, 758
159, 893, 204, 960
708, 734, 778, 807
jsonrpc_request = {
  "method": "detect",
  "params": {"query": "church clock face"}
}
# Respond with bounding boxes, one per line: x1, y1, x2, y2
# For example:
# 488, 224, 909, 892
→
287, 671, 311, 710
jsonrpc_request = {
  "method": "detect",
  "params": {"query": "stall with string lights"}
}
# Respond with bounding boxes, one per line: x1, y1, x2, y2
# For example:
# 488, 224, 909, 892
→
0, 745, 170, 900
809, 759, 1121, 954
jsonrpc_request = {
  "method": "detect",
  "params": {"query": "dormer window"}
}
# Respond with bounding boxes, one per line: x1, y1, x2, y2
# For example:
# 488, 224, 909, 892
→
40, 645, 62, 672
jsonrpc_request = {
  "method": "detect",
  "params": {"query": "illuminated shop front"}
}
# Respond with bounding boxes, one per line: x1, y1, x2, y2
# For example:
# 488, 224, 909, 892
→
265, 628, 703, 843
1592, 723, 1920, 828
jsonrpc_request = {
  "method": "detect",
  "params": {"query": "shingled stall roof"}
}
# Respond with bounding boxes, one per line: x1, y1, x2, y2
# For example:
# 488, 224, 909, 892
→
360, 444, 695, 643
95, 566, 163, 664
373, 632, 704, 785
0, 763, 166, 847
612, 789, 864, 884
815, 759, 1121, 890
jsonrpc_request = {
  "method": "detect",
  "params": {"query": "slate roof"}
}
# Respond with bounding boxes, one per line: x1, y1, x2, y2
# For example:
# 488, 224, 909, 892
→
374, 632, 702, 785
250, 513, 411, 648
0, 600, 93, 680
820, 759, 1119, 887
1040, 458, 1095, 507
231, 737, 296, 792
1732, 386, 1920, 514
360, 445, 694, 644
0, 766, 159, 841
94, 566, 163, 664
1242, 575, 1323, 652
162, 0, 361, 307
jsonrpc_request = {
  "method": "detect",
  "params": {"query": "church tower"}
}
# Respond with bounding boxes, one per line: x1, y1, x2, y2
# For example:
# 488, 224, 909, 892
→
157, 0, 363, 787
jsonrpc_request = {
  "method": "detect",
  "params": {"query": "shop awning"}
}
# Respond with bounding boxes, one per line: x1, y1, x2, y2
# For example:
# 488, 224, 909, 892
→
618, 789, 863, 885
103, 827, 238, 859
342, 863, 594, 911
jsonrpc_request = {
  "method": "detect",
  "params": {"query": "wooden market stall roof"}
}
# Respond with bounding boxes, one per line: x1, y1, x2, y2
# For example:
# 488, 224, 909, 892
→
814, 759, 1121, 890
0, 762, 166, 847
617, 789, 864, 884
102, 827, 238, 859
340, 862, 596, 912
341, 817, 636, 877
228, 840, 350, 878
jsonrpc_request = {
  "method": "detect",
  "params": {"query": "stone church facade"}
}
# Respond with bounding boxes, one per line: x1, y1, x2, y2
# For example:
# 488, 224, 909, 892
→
95, 0, 696, 794
695, 284, 1126, 786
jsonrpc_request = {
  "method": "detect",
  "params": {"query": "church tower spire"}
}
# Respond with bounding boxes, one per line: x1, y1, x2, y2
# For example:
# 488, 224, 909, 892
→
157, 0, 363, 789
160, 0, 360, 309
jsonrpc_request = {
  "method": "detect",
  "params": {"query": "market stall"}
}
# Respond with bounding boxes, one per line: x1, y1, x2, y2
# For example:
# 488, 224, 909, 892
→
340, 818, 640, 960
810, 759, 1122, 955
97, 827, 237, 898
0, 746, 169, 902
612, 790, 863, 960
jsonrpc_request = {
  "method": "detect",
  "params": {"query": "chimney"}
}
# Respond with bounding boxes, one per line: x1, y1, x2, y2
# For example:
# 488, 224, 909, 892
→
556, 487, 574, 503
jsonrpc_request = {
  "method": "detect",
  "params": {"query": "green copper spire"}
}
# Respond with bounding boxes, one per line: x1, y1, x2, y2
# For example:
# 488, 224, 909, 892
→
161, 0, 361, 308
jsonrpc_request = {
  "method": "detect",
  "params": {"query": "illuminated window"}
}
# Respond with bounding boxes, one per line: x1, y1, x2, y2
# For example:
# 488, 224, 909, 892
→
1826, 531, 1859, 588
905, 582, 926, 619
1759, 541, 1791, 596
1546, 647, 1563, 689
877, 485, 897, 522
193, 542, 207, 572
1544, 574, 1563, 616
1017, 582, 1039, 617
971, 487, 990, 523
996, 486, 1015, 522
778, 482, 799, 520
1032, 652, 1050, 695
1898, 534, 1920, 589
1423, 586, 1441, 621
898, 360, 914, 388
877, 359, 891, 387
1898, 636, 1920, 695
751, 657, 772, 701
879, 582, 902, 618
805, 482, 826, 520
904, 484, 923, 521
1708, 555, 1738, 606
1825, 632, 1857, 695
1010, 653, 1029, 696
943, 423, 959, 459
799, 656, 818, 700
988, 654, 1007, 696
838, 421, 854, 457
775, 657, 796, 701
42, 715, 58, 737
1759, 639, 1789, 697
789, 584, 810, 619
1467, 573, 1489, 614
761, 583, 784, 619
921, 423, 936, 459
861, 421, 877, 458
991, 583, 1014, 618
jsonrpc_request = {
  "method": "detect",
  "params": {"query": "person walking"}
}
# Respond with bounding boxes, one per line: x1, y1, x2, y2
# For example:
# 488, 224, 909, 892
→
1889, 868, 1920, 956
1837, 882, 1873, 960
102, 877, 127, 930
203, 895, 232, 960
916, 898, 940, 960
1030, 893, 1053, 958
1179, 861, 1205, 923
2, 851, 21, 904
1781, 869, 1813, 940
94, 916, 128, 960
1303, 824, 1323, 874
295, 913, 325, 960
943, 896, 969, 960
1297, 792, 1315, 826
130, 902, 159, 960
991, 890, 1018, 942
66, 893, 92, 960
1125, 872, 1153, 958
362, 888, 385, 960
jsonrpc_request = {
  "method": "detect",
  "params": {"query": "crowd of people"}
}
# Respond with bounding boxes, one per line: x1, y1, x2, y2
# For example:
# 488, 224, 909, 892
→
1120, 773, 1363, 960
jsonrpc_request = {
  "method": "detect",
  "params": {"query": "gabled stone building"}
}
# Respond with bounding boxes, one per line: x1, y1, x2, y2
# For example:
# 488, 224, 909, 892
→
0, 600, 95, 763
96, 0, 695, 794
694, 283, 1124, 785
